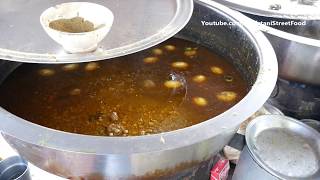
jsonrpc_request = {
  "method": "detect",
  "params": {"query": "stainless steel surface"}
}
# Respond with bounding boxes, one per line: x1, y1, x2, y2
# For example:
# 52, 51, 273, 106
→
212, 0, 320, 20
0, 156, 30, 180
268, 78, 320, 119
263, 25, 320, 85
245, 14, 320, 86
0, 0, 193, 63
233, 10, 320, 118
261, 103, 284, 115
0, 0, 278, 179
301, 119, 320, 132
245, 115, 320, 179
0, 135, 65, 180
233, 146, 278, 180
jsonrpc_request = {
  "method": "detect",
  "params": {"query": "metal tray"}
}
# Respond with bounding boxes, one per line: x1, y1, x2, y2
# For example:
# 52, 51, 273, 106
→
0, 0, 193, 63
213, 0, 320, 20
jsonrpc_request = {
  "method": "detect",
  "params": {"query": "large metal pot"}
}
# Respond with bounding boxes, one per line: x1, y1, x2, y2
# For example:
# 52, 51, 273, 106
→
239, 14, 320, 119
212, 0, 320, 118
0, 0, 277, 179
245, 14, 320, 86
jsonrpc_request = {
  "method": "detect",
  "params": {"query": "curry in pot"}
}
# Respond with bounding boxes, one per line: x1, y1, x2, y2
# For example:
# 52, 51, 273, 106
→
0, 38, 249, 136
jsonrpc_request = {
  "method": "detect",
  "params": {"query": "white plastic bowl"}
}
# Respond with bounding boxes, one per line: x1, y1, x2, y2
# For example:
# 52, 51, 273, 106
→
40, 2, 114, 53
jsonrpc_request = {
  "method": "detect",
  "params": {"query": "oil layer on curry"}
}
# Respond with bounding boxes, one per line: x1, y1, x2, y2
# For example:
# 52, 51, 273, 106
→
0, 38, 248, 136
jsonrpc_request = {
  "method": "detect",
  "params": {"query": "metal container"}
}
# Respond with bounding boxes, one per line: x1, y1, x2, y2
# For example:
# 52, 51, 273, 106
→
0, 0, 278, 179
238, 14, 320, 118
213, 0, 320, 85
268, 78, 320, 119
212, 0, 320, 118
0, 156, 30, 180
233, 115, 320, 180
301, 119, 320, 132
259, 103, 284, 116
213, 0, 320, 20
0, 0, 193, 63
248, 15, 320, 86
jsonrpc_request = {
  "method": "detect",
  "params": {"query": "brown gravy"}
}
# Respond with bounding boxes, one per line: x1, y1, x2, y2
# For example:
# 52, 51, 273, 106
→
0, 38, 249, 136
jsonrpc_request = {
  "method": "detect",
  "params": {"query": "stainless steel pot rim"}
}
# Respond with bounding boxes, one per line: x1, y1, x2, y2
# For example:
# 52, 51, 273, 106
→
246, 115, 320, 179
0, 0, 278, 155
258, 23, 320, 48
213, 0, 320, 20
